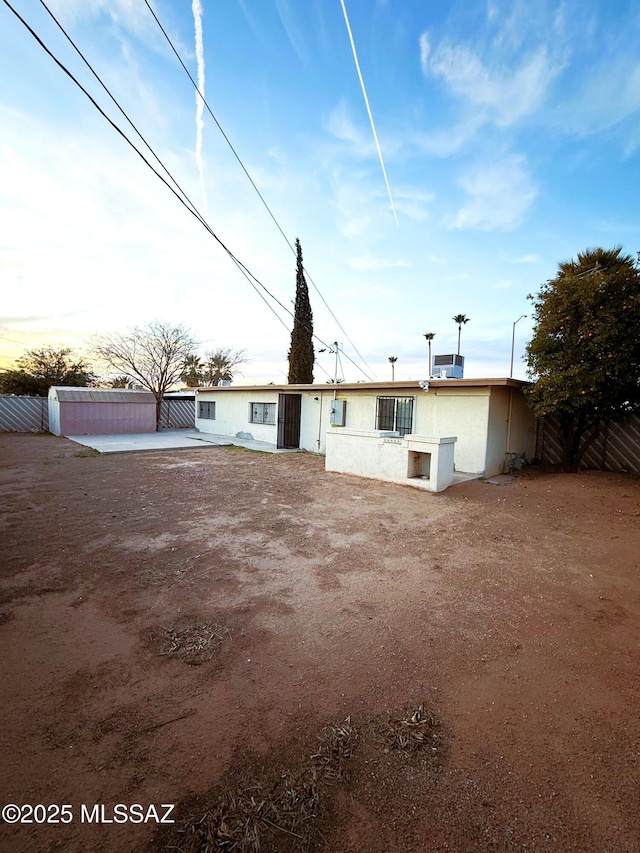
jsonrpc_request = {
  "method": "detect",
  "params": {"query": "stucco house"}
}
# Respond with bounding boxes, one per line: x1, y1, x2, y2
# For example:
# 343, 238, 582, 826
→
194, 378, 536, 491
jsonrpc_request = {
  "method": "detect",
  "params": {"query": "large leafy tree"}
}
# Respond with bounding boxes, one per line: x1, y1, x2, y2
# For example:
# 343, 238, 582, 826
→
287, 238, 314, 384
525, 247, 640, 472
0, 346, 95, 396
93, 321, 196, 428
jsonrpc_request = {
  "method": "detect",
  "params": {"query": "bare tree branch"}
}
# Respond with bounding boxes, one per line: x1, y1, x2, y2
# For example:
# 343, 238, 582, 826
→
202, 347, 247, 386
92, 321, 197, 427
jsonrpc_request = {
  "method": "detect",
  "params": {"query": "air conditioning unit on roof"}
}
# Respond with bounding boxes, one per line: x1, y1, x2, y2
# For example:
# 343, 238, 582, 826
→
432, 354, 464, 379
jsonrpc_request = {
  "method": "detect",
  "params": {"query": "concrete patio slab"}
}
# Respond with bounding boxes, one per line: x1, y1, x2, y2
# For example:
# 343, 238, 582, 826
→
65, 430, 303, 455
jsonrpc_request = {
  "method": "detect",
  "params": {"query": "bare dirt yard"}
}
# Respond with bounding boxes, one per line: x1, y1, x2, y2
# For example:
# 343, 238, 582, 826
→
1, 433, 640, 853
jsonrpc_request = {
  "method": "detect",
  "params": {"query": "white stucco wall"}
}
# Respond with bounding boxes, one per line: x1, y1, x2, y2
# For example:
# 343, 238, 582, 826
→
427, 388, 491, 474
300, 391, 335, 452
196, 389, 280, 443
485, 387, 511, 476
196, 389, 336, 452
332, 388, 496, 474
498, 388, 537, 466
325, 430, 456, 492
195, 383, 535, 475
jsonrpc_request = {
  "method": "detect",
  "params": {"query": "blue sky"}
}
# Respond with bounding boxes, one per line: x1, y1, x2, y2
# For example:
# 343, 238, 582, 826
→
1, 0, 639, 383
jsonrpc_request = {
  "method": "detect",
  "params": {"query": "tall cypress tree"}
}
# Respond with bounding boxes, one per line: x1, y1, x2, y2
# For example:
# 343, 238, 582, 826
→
287, 238, 314, 384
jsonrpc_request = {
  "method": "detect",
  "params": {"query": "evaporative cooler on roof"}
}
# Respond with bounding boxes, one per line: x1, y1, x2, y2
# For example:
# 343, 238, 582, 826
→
432, 354, 464, 379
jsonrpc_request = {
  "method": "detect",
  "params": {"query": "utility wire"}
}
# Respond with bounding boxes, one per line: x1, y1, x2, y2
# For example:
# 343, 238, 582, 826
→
5, 0, 339, 355
141, 0, 376, 380
37, 0, 206, 231
6, 1, 375, 379
0, 335, 29, 346
34, 0, 296, 338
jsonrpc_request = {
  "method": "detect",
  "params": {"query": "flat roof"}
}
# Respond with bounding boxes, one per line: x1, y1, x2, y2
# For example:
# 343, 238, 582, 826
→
197, 378, 529, 393
50, 387, 155, 403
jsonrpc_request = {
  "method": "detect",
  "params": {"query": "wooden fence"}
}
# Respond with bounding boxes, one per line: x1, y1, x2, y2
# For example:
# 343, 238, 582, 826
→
536, 413, 640, 473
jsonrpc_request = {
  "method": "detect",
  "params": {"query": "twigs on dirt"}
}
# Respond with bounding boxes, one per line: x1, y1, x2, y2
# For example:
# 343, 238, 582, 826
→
159, 706, 444, 853
172, 718, 358, 853
377, 704, 441, 753
157, 618, 230, 665
310, 716, 356, 784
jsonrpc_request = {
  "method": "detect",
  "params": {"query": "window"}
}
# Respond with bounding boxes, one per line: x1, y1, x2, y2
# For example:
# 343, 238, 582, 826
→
375, 396, 414, 436
250, 402, 276, 425
198, 401, 216, 419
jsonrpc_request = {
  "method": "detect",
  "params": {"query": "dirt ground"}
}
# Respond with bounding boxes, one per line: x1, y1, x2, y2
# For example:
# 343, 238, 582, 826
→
1, 433, 640, 853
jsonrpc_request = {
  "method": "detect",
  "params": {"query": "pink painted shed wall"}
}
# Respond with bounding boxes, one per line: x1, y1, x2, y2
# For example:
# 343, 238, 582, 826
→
48, 387, 157, 435
59, 402, 156, 435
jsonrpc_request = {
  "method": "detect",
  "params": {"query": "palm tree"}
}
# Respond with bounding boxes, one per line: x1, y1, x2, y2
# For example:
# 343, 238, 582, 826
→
109, 375, 130, 388
181, 354, 203, 387
388, 356, 397, 381
452, 314, 470, 355
423, 333, 435, 376
203, 347, 246, 386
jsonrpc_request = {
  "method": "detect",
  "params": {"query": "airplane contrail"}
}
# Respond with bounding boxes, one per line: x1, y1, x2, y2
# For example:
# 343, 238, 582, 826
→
192, 0, 207, 211
339, 0, 398, 226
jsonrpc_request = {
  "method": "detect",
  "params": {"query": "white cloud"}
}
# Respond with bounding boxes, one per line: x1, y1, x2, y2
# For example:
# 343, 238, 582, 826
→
330, 169, 397, 239
508, 253, 541, 264
424, 37, 556, 127
420, 2, 640, 157
419, 32, 430, 71
346, 254, 409, 272
341, 284, 397, 299
326, 100, 375, 156
392, 187, 434, 221
558, 58, 640, 152
0, 107, 295, 351
47, 0, 156, 38
410, 116, 483, 157
274, 0, 308, 63
446, 155, 537, 231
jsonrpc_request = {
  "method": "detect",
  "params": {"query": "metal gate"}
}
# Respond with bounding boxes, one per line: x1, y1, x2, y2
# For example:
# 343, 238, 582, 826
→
277, 394, 301, 449
0, 396, 49, 432
159, 398, 195, 429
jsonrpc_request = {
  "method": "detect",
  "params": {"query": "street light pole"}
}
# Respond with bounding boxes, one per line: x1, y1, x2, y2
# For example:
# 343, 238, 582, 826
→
510, 315, 527, 378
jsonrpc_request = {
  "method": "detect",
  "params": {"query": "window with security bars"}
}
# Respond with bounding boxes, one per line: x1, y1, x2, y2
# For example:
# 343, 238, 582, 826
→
198, 401, 216, 419
375, 396, 414, 436
250, 402, 276, 425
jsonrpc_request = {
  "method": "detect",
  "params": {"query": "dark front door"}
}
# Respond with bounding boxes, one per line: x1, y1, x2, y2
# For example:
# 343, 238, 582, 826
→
277, 394, 301, 449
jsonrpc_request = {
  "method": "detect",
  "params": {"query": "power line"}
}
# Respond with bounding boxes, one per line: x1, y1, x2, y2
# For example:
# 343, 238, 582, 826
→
4, 1, 306, 344
33, 0, 298, 339
0, 335, 28, 346
37, 0, 206, 231
6, 1, 375, 380
141, 0, 376, 380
